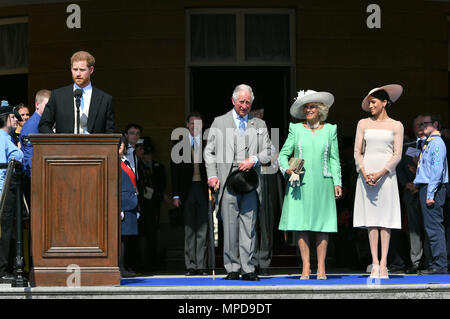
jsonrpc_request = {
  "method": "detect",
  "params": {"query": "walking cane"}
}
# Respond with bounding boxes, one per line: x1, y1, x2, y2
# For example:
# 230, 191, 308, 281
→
207, 188, 216, 280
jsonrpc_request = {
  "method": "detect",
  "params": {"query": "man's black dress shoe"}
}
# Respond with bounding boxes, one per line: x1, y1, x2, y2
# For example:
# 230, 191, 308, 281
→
120, 268, 137, 278
242, 272, 260, 281
419, 268, 448, 275
224, 272, 240, 280
197, 269, 209, 276
0, 273, 15, 283
259, 268, 270, 276
405, 265, 419, 274
185, 269, 197, 276
388, 267, 405, 274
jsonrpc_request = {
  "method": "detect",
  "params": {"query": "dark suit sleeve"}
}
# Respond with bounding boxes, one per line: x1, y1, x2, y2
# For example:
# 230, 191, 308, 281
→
104, 95, 115, 133
38, 92, 56, 133
157, 163, 167, 195
170, 141, 182, 198
171, 158, 181, 198
396, 152, 409, 187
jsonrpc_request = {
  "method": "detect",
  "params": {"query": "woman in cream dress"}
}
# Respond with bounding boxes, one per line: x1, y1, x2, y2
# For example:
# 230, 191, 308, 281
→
353, 84, 404, 279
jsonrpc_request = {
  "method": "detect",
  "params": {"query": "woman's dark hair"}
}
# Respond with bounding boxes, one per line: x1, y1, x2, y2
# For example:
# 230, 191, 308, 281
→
0, 115, 6, 128
120, 135, 129, 152
369, 89, 392, 107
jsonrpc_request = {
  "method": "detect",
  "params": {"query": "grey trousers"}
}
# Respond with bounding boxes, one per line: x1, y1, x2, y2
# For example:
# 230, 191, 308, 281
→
419, 185, 448, 271
183, 183, 208, 270
221, 188, 258, 274
403, 188, 430, 267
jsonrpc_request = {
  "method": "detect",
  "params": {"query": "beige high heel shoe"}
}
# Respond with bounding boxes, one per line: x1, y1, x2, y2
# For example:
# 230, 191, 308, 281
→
379, 266, 389, 279
370, 264, 380, 278
300, 269, 311, 280
317, 273, 327, 280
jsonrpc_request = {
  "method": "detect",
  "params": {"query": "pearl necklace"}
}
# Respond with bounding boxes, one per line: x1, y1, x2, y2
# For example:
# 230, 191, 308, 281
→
306, 121, 320, 129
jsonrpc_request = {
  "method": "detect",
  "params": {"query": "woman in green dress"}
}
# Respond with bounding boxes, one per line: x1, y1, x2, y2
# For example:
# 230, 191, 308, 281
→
278, 90, 342, 280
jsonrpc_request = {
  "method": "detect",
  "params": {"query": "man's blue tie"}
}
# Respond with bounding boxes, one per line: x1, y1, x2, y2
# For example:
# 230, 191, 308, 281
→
417, 139, 424, 150
238, 116, 245, 136
80, 89, 84, 111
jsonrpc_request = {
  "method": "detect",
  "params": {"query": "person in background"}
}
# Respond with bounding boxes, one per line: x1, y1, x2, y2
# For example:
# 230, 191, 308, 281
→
250, 108, 281, 276
18, 90, 51, 274
0, 103, 24, 283
15, 103, 30, 137
19, 90, 51, 179
396, 115, 430, 274
414, 113, 448, 274
171, 112, 209, 276
438, 127, 450, 272
119, 136, 140, 277
137, 138, 166, 273
124, 123, 142, 179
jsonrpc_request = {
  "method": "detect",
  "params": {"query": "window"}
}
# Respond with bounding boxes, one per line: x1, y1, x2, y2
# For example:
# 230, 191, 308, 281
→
245, 14, 290, 61
191, 14, 236, 62
187, 9, 295, 65
0, 17, 28, 75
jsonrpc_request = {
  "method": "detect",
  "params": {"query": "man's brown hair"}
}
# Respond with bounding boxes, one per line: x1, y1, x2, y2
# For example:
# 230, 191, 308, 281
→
70, 51, 95, 67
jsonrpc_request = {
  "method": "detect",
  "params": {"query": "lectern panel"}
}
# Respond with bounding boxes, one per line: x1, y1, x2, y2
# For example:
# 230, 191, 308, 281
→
29, 134, 121, 286
43, 158, 107, 257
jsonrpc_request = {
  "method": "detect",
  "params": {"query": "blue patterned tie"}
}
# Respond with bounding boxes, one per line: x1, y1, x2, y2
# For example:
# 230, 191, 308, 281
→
238, 116, 245, 135
80, 89, 84, 111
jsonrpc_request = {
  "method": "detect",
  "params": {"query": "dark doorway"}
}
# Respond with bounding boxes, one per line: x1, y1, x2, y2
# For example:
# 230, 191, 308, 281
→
190, 66, 299, 267
190, 66, 291, 144
0, 73, 28, 106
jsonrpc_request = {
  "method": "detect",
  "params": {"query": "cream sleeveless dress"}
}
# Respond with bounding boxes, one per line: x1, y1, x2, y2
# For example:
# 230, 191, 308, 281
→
353, 118, 404, 229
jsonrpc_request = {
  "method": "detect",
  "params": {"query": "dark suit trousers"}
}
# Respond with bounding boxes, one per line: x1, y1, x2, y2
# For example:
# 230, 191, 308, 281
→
419, 185, 448, 271
183, 182, 208, 270
444, 192, 450, 268
253, 174, 274, 269
403, 188, 431, 267
0, 186, 16, 275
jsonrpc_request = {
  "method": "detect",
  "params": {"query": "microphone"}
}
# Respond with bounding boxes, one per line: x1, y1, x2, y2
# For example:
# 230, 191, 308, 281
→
74, 89, 82, 107
74, 89, 82, 134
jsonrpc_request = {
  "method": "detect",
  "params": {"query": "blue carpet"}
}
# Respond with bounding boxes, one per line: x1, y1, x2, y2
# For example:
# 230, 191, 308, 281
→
121, 274, 450, 286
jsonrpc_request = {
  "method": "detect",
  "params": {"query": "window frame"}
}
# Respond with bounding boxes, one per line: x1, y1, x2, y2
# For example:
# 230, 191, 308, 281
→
0, 16, 28, 76
185, 8, 296, 67
185, 8, 296, 117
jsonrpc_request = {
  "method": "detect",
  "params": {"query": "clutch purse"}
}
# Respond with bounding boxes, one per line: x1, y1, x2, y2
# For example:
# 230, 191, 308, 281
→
288, 157, 305, 175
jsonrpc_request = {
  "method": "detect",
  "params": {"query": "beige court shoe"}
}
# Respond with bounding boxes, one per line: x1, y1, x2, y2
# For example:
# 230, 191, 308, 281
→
370, 264, 380, 278
300, 269, 311, 280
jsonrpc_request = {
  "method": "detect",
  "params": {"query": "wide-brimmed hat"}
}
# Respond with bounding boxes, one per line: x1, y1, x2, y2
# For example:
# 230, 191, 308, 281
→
225, 168, 259, 195
290, 90, 334, 119
361, 84, 403, 112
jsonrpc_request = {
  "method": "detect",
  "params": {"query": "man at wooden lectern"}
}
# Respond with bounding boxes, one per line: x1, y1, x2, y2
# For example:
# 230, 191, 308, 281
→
38, 51, 115, 134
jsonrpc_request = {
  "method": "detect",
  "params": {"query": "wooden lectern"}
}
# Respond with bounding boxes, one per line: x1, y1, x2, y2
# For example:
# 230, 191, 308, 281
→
29, 134, 122, 286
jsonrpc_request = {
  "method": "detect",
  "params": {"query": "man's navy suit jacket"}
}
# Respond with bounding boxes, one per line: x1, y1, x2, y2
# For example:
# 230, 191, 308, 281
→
38, 84, 115, 133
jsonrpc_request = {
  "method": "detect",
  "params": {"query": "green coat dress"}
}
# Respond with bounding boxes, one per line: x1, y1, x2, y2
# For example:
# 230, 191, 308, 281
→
278, 122, 341, 233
